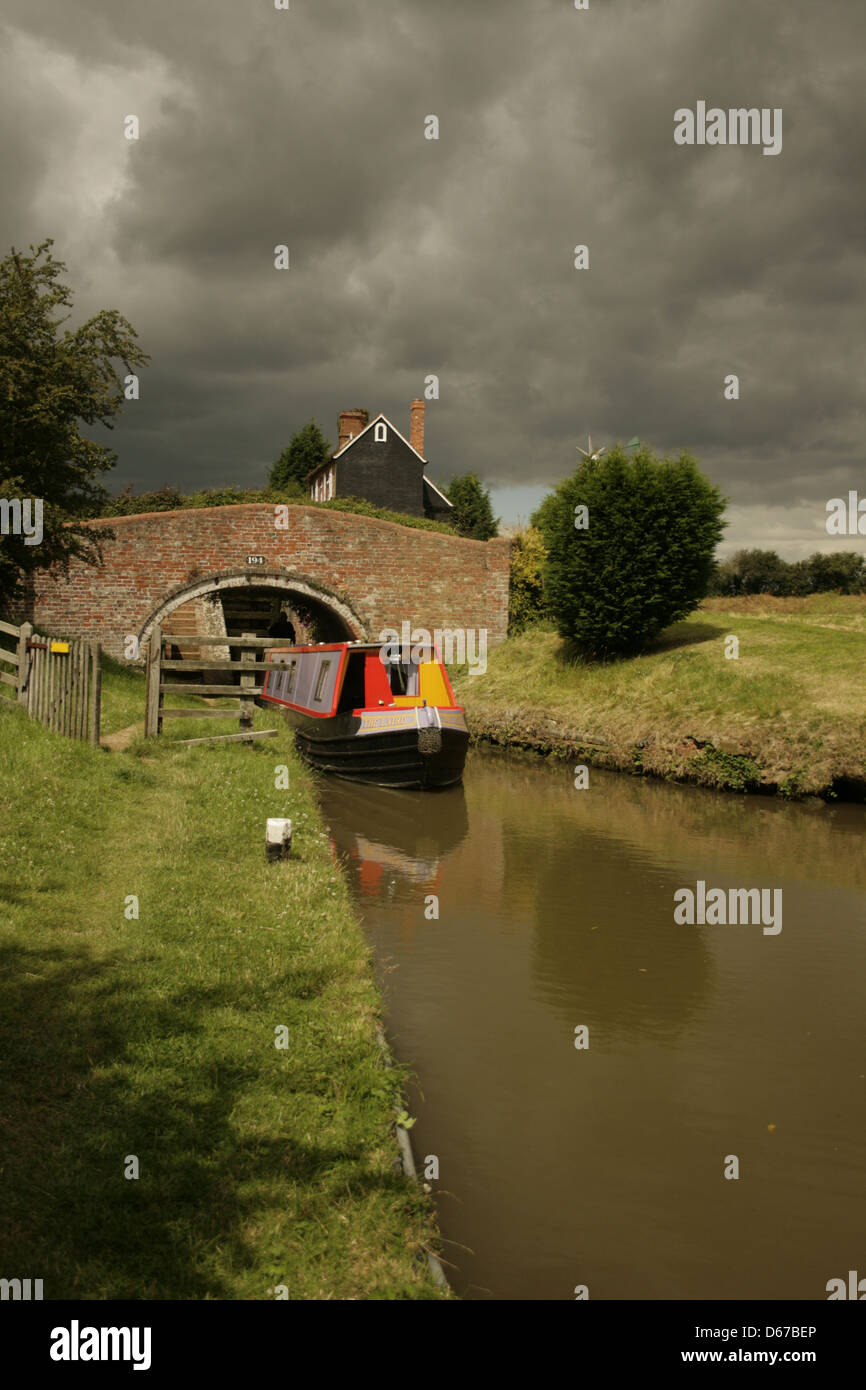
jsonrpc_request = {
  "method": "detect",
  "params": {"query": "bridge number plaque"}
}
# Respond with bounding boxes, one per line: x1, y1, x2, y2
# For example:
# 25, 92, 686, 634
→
246, 555, 266, 566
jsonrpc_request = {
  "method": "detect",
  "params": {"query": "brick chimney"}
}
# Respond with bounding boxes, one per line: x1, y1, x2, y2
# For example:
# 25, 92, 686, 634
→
338, 408, 369, 452
410, 398, 425, 457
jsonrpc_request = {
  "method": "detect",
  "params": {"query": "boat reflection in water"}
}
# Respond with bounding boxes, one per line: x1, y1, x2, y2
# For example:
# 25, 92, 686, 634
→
317, 778, 469, 937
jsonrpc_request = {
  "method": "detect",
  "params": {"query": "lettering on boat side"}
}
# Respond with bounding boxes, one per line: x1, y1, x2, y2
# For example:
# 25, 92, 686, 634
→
358, 711, 418, 733
673, 881, 782, 935
438, 710, 468, 730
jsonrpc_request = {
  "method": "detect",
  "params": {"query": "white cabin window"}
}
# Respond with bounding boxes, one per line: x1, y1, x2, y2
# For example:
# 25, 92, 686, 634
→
313, 660, 332, 702
374, 422, 387, 442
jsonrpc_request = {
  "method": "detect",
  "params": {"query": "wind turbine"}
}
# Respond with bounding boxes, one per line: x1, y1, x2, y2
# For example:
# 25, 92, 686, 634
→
577, 435, 606, 461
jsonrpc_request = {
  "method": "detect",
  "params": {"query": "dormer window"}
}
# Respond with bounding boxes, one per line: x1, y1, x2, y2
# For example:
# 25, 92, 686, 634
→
374, 422, 387, 442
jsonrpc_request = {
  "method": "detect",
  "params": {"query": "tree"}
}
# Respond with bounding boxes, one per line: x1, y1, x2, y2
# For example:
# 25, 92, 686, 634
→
539, 444, 726, 659
803, 550, 865, 594
708, 548, 792, 597
268, 420, 331, 493
0, 240, 149, 605
508, 524, 549, 633
445, 472, 499, 539
705, 548, 866, 598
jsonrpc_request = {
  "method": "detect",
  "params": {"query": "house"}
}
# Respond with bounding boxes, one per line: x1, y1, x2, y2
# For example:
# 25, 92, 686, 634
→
306, 400, 453, 521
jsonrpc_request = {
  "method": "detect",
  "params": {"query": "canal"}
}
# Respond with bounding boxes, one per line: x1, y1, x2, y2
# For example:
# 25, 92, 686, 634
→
316, 747, 866, 1300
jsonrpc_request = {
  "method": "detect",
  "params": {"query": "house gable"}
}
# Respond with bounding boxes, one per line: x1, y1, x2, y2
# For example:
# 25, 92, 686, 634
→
307, 403, 453, 519
332, 416, 426, 515
332, 412, 426, 464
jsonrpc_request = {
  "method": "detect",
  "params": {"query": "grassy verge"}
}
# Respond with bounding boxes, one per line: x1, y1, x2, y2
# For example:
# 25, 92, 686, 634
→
452, 595, 866, 799
0, 664, 447, 1299
100, 654, 250, 742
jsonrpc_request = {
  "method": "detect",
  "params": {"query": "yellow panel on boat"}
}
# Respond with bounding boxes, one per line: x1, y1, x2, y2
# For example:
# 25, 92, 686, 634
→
419, 660, 451, 707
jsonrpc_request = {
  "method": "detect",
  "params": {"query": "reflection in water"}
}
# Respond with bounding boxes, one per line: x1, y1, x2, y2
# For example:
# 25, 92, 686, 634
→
321, 779, 469, 943
317, 748, 866, 1300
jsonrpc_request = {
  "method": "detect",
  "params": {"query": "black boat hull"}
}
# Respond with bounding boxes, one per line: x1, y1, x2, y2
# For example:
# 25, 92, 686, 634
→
287, 713, 468, 789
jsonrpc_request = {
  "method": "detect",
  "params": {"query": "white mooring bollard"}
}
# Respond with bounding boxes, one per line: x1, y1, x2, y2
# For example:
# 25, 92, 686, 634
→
266, 817, 293, 862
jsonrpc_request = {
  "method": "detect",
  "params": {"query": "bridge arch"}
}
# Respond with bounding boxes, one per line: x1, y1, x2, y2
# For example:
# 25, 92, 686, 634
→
140, 570, 367, 647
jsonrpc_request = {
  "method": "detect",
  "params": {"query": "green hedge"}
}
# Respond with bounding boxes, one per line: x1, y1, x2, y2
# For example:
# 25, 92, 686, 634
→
97, 487, 458, 535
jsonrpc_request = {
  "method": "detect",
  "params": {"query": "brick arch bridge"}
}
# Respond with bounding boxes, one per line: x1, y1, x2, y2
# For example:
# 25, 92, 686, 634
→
24, 503, 511, 661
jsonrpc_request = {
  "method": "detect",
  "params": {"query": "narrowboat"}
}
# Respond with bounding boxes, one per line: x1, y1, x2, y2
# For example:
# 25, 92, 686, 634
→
259, 641, 469, 789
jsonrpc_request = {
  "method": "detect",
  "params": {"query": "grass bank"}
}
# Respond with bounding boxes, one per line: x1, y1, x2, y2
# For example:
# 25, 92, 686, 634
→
452, 594, 866, 799
0, 665, 447, 1299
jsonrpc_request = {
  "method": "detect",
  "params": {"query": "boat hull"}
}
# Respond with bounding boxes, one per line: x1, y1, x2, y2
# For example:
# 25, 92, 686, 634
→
284, 710, 469, 789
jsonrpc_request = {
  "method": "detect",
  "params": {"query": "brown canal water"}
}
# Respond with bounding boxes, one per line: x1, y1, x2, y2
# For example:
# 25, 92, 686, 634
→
316, 747, 866, 1301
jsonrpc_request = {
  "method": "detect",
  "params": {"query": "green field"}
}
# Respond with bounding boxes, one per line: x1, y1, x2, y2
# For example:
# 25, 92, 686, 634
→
452, 594, 866, 798
0, 665, 447, 1299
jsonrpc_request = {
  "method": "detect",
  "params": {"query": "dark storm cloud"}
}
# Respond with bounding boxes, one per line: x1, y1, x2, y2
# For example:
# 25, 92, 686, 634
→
1, 0, 864, 551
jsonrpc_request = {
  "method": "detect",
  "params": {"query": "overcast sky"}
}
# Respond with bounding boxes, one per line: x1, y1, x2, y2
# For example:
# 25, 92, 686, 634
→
2, 0, 863, 552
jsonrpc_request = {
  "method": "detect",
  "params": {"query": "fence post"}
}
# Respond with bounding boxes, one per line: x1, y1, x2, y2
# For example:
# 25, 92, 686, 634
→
17, 622, 32, 707
89, 642, 102, 746
32, 636, 44, 724
145, 627, 162, 738
76, 640, 86, 740
239, 632, 257, 743
46, 636, 56, 732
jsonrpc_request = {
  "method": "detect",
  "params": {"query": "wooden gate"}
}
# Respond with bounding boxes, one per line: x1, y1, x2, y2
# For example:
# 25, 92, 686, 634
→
144, 626, 278, 746
0, 619, 101, 743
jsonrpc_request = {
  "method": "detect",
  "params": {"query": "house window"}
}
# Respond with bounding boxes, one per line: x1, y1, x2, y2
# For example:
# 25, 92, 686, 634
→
313, 660, 332, 703
327, 467, 334, 499
374, 422, 387, 442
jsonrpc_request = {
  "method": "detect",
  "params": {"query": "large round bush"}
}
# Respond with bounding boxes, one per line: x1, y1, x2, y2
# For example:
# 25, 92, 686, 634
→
537, 446, 726, 659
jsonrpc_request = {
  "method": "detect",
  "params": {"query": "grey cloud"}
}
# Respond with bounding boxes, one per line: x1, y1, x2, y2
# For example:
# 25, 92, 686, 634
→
1, 0, 863, 546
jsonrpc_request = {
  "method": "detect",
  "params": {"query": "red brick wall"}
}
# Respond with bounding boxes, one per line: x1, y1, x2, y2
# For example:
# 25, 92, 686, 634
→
24, 503, 511, 660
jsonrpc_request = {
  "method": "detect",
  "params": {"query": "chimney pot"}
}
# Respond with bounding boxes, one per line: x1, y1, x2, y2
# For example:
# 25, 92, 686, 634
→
410, 398, 426, 458
338, 408, 369, 452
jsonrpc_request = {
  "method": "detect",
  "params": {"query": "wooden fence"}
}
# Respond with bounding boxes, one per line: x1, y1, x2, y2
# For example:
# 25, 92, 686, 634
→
0, 618, 102, 743
145, 625, 278, 746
